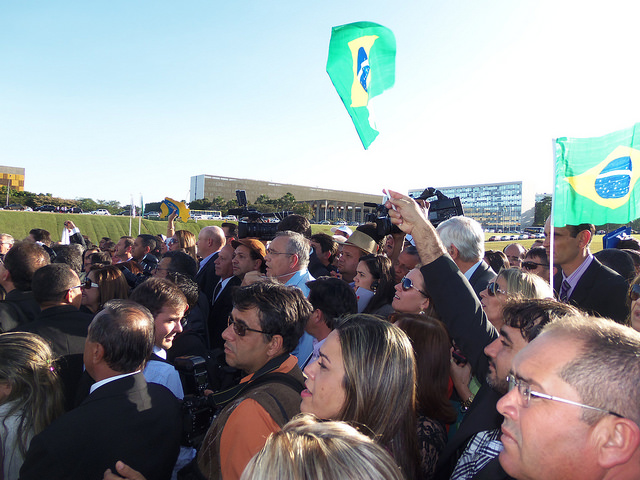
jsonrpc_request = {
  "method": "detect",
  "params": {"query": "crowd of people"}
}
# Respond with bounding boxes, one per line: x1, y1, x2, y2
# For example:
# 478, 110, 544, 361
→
1, 194, 640, 480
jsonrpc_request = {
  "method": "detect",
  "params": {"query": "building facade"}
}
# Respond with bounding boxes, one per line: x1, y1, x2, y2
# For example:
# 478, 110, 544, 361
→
0, 166, 25, 192
409, 181, 523, 232
190, 175, 383, 223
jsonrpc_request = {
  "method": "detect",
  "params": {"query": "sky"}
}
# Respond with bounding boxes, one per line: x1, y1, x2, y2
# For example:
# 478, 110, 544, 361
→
3, 1, 640, 209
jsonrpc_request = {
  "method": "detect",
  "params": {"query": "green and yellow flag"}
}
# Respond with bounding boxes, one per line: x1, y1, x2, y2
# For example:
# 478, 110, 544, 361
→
326, 22, 396, 149
555, 123, 640, 226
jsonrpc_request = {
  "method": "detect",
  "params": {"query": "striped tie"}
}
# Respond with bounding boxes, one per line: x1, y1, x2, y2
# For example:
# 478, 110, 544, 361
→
559, 280, 571, 302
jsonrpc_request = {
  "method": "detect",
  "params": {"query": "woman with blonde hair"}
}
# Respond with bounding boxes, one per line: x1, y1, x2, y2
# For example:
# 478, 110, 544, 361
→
241, 414, 404, 480
0, 332, 64, 479
479, 267, 554, 329
301, 314, 419, 479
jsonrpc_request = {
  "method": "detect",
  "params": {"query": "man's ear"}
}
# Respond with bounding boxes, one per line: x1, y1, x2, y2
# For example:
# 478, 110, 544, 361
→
448, 245, 459, 260
594, 417, 640, 469
577, 229, 592, 249
88, 341, 105, 365
266, 334, 284, 357
289, 253, 300, 270
0, 267, 11, 283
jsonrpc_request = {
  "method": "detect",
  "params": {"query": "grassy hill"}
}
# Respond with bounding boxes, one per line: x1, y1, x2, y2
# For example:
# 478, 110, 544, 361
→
0, 211, 614, 254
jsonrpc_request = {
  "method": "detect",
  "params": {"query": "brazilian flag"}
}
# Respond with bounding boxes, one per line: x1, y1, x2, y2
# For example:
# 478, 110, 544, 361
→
326, 22, 396, 150
555, 123, 640, 226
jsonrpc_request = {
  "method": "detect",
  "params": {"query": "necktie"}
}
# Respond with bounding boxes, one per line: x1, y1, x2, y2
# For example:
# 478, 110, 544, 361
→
559, 280, 571, 302
213, 281, 223, 304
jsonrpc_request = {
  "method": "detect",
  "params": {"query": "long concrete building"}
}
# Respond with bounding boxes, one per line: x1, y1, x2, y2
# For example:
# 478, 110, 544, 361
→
190, 174, 383, 223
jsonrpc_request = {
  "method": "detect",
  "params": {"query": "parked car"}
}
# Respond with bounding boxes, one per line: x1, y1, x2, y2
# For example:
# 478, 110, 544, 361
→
144, 211, 160, 219
319, 220, 331, 225
488, 235, 499, 241
4, 203, 26, 210
90, 209, 111, 215
35, 204, 56, 212
70, 207, 83, 214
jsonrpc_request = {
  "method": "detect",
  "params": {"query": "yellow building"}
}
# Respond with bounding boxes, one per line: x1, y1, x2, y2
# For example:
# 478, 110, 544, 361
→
0, 166, 25, 192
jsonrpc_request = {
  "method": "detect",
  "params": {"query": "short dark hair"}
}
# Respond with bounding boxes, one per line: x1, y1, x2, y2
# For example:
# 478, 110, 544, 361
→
129, 277, 188, 317
566, 224, 596, 242
310, 233, 338, 263
164, 272, 199, 309
594, 248, 636, 284
232, 282, 312, 354
52, 244, 84, 276
32, 264, 79, 304
221, 223, 238, 238
137, 234, 157, 253
29, 229, 51, 246
89, 251, 112, 267
3, 242, 50, 291
526, 246, 549, 264
162, 251, 198, 279
277, 215, 312, 238
87, 300, 155, 373
119, 236, 135, 249
502, 298, 580, 342
306, 277, 358, 329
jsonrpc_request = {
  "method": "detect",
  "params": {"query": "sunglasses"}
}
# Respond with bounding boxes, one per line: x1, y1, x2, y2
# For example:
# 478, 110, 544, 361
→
521, 261, 546, 271
630, 284, 640, 302
167, 238, 178, 246
400, 276, 428, 297
486, 282, 507, 296
82, 278, 99, 289
227, 316, 269, 337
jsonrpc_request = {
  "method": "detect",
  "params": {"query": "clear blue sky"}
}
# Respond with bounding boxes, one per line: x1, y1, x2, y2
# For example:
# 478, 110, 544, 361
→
3, 1, 640, 208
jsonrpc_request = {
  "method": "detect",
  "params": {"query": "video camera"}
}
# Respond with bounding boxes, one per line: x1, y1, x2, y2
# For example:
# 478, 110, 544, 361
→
174, 355, 217, 449
410, 187, 464, 227
228, 190, 292, 241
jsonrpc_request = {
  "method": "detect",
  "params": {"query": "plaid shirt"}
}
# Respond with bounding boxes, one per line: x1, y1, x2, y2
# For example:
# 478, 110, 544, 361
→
450, 428, 503, 480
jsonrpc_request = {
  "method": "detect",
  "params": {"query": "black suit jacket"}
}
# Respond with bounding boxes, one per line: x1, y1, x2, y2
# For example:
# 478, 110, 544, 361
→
419, 256, 503, 480
14, 304, 94, 411
554, 258, 629, 323
209, 276, 242, 349
19, 373, 181, 480
196, 252, 220, 304
468, 261, 496, 299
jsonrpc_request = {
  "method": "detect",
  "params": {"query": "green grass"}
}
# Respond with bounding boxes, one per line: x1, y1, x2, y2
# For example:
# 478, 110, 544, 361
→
0, 212, 621, 254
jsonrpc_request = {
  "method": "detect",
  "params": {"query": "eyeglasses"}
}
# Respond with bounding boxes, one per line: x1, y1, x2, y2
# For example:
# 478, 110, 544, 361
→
227, 316, 269, 337
521, 261, 546, 271
630, 284, 640, 302
400, 276, 428, 297
81, 278, 99, 289
167, 238, 178, 246
506, 374, 623, 418
266, 248, 292, 256
486, 282, 508, 296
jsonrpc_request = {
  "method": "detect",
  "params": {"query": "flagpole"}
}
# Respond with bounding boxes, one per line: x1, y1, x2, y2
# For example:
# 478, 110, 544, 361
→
128, 195, 133, 237
550, 138, 557, 290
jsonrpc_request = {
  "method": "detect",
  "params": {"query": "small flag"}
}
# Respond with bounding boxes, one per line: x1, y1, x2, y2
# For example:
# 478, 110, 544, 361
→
554, 123, 640, 226
327, 22, 396, 149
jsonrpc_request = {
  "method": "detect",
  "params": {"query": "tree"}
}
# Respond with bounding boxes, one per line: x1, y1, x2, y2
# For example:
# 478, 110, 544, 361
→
189, 198, 212, 210
533, 197, 552, 226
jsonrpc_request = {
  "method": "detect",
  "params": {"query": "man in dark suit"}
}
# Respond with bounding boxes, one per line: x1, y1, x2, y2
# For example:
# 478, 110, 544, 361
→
209, 244, 241, 349
436, 215, 496, 298
544, 218, 629, 323
383, 190, 578, 480
195, 226, 225, 303
19, 300, 181, 480
14, 263, 94, 410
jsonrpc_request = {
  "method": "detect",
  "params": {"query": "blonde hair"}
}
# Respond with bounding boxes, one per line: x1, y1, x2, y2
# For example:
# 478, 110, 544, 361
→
0, 332, 64, 456
241, 414, 404, 480
499, 267, 554, 299
335, 314, 419, 479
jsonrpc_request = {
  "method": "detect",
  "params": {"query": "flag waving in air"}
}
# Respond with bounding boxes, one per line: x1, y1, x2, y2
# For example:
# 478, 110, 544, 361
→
554, 123, 640, 226
326, 22, 396, 149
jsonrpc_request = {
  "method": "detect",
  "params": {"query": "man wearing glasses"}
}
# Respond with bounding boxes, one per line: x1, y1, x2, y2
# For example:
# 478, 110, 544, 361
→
195, 282, 311, 480
498, 314, 640, 480
382, 190, 575, 480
